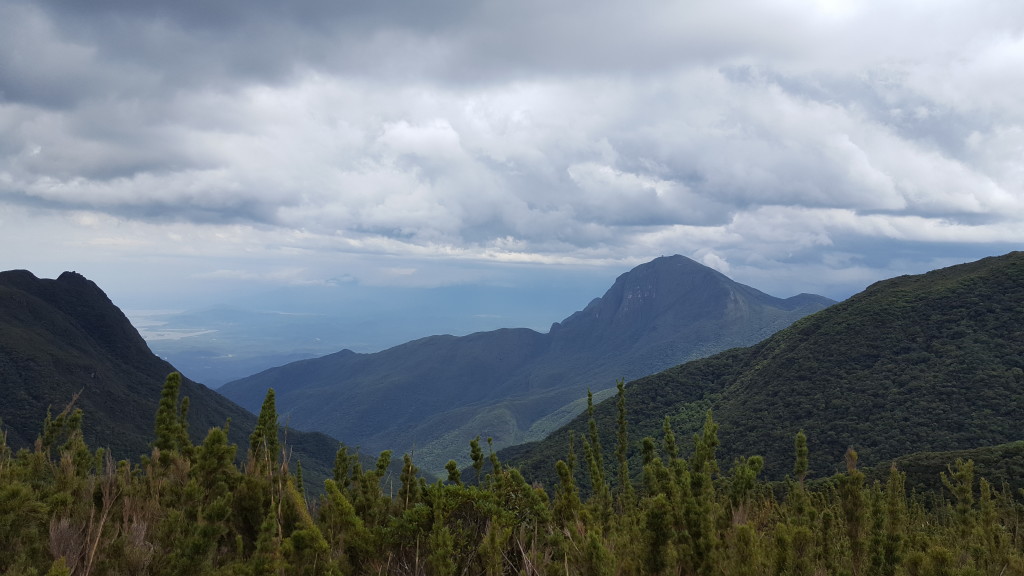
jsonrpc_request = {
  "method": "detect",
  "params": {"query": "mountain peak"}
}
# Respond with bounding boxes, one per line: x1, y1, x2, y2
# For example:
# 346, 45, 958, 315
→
56, 270, 89, 284
555, 254, 769, 338
0, 269, 41, 290
619, 254, 726, 281
638, 253, 714, 269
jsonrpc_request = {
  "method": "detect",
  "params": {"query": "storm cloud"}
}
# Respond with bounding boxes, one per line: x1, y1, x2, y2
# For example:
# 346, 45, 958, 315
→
1, 0, 1022, 304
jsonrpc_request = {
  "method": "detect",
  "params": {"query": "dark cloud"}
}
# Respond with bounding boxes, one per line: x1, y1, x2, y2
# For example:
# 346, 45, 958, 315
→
17, 0, 474, 95
1, 0, 1021, 309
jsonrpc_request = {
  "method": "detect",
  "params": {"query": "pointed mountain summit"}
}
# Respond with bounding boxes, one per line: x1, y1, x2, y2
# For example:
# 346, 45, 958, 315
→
0, 269, 340, 478
548, 256, 831, 371
220, 255, 833, 473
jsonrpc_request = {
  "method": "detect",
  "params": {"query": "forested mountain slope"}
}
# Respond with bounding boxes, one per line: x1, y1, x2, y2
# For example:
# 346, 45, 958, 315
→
220, 255, 833, 473
0, 269, 340, 478
502, 251, 1024, 483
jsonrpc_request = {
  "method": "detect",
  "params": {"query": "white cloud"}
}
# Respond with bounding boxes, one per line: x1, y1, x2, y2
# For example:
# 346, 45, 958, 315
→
1, 0, 1022, 309
699, 252, 731, 275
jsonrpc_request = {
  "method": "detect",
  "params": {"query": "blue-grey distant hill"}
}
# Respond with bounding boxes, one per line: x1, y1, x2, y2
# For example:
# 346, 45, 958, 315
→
219, 255, 834, 473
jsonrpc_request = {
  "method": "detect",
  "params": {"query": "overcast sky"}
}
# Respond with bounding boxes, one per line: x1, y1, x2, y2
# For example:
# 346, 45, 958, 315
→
2, 0, 1022, 323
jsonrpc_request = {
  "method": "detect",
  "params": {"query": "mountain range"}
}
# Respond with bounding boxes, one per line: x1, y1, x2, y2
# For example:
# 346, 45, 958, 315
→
3, 250, 1021, 497
0, 269, 341, 480
501, 251, 1024, 485
219, 255, 834, 473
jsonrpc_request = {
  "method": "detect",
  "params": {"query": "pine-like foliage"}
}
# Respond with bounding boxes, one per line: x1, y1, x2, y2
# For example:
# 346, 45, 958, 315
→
3, 373, 1024, 575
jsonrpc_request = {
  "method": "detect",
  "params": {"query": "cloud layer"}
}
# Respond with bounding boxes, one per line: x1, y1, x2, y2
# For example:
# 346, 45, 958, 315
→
2, 0, 1022, 302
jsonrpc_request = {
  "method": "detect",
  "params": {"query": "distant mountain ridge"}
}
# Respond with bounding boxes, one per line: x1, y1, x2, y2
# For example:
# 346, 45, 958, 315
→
220, 255, 834, 472
501, 251, 1024, 485
0, 269, 340, 480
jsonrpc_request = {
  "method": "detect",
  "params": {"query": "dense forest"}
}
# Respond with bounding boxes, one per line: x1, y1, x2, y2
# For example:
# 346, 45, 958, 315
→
3, 373, 1023, 575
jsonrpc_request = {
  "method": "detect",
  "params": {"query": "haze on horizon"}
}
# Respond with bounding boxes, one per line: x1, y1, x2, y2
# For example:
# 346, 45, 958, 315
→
1, 0, 1022, 354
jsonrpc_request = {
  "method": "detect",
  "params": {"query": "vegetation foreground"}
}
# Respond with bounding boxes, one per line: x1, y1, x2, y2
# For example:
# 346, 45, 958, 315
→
2, 374, 1024, 576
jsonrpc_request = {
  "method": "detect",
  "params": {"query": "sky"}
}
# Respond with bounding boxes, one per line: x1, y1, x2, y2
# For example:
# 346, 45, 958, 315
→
2, 0, 1023, 343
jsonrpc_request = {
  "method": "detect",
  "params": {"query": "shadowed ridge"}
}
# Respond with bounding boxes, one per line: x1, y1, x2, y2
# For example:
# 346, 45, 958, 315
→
0, 270, 342, 484
0, 269, 41, 286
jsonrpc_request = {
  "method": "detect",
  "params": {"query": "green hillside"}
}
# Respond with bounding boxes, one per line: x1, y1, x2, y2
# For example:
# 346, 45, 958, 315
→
861, 440, 1024, 495
503, 251, 1024, 485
